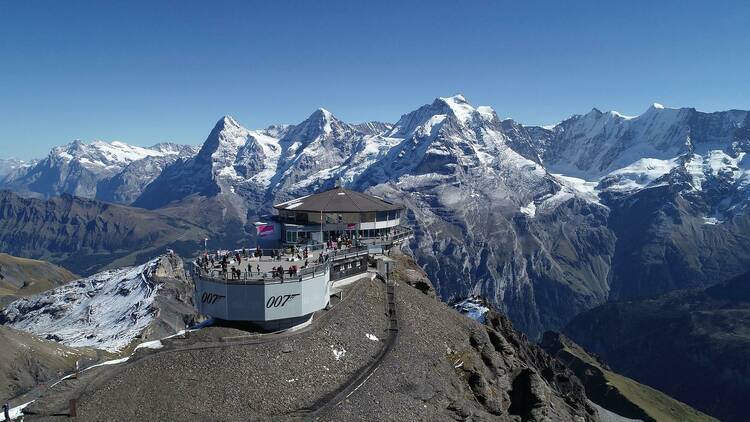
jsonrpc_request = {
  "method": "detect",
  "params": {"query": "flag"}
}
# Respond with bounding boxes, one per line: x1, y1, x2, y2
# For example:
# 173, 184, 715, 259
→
256, 224, 275, 238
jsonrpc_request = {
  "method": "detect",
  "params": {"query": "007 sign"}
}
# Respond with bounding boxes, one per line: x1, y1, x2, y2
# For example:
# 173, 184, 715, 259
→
266, 294, 300, 308
201, 292, 225, 304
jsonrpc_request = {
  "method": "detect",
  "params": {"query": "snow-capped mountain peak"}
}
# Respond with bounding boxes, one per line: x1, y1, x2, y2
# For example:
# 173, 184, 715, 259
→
390, 95, 495, 139
220, 114, 242, 129
435, 94, 483, 124
314, 107, 333, 120
1, 137, 201, 202
282, 108, 347, 144
50, 139, 174, 169
198, 116, 252, 156
308, 107, 336, 134
608, 110, 636, 120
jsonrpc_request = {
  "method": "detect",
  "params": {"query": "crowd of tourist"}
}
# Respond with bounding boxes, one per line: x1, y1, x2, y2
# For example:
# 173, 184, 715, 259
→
192, 233, 376, 282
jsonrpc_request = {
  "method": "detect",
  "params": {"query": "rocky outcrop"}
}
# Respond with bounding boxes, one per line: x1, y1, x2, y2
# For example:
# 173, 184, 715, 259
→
460, 310, 596, 421
143, 253, 201, 343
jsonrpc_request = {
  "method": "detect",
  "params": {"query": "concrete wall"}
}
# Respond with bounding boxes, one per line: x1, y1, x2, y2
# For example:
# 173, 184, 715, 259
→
194, 271, 330, 322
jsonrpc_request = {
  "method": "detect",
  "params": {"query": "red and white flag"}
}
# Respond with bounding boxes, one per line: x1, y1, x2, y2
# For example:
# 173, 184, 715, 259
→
256, 224, 275, 237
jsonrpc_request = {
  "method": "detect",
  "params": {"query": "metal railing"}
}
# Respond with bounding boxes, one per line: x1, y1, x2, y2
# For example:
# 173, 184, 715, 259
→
358, 226, 413, 246
191, 246, 369, 285
193, 261, 330, 285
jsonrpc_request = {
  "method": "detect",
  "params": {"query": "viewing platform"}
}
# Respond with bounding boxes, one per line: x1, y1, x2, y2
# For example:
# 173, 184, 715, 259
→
191, 186, 413, 331
192, 245, 370, 285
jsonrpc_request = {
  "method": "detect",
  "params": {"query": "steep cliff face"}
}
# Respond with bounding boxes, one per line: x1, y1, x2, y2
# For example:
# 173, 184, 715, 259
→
564, 271, 750, 422
604, 183, 750, 299
369, 183, 614, 338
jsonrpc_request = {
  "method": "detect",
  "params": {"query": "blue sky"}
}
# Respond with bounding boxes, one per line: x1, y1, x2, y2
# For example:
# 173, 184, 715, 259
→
1, 0, 749, 159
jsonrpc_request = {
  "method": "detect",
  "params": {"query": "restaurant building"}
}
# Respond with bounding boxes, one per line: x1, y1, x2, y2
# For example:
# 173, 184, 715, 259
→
264, 186, 409, 246
192, 187, 411, 330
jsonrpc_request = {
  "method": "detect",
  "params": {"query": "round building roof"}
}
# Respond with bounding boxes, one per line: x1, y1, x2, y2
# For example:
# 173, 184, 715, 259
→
273, 187, 404, 213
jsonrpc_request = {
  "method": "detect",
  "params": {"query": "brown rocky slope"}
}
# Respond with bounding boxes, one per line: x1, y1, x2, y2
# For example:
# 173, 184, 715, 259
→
0, 253, 76, 309
21, 252, 603, 421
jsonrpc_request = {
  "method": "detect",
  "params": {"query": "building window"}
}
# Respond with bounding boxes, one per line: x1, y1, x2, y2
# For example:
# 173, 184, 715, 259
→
295, 213, 308, 223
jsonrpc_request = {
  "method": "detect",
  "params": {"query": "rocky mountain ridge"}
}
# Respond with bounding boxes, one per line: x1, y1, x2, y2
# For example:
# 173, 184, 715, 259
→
0, 140, 199, 203
2, 95, 750, 339
8, 252, 616, 421
541, 331, 717, 422
0, 190, 209, 275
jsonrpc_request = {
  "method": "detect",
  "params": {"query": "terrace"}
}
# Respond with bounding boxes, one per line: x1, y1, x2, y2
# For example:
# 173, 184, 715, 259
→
192, 245, 370, 285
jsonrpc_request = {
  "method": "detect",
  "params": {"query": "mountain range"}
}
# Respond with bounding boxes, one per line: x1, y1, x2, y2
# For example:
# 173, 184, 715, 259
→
2, 94, 749, 339
0, 191, 209, 275
1, 141, 198, 203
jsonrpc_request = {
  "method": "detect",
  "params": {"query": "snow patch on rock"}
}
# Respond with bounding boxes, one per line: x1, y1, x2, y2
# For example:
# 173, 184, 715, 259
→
330, 345, 347, 360
452, 297, 490, 324
520, 201, 536, 217
1, 258, 165, 352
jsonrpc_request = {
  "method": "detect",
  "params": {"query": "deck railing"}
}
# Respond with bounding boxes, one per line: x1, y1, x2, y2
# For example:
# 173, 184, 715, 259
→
192, 245, 369, 285
193, 261, 330, 285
